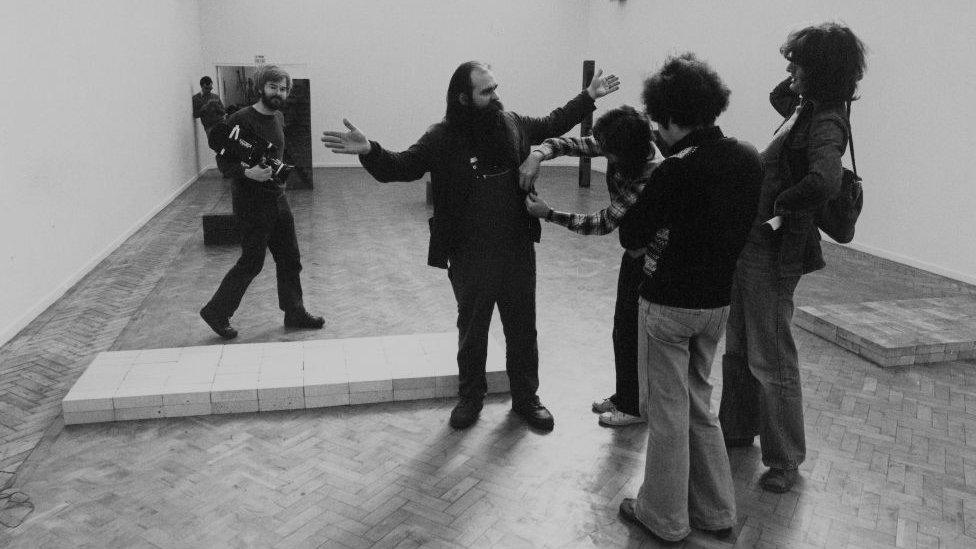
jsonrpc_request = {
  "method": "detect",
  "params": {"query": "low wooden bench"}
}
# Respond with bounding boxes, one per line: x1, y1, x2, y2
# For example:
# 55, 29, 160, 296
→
201, 179, 239, 246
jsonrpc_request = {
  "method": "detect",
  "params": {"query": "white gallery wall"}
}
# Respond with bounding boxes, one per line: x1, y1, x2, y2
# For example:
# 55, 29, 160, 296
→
583, 0, 976, 284
0, 0, 208, 344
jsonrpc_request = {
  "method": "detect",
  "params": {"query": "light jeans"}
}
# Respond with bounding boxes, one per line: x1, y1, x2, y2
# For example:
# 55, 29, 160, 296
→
634, 298, 736, 541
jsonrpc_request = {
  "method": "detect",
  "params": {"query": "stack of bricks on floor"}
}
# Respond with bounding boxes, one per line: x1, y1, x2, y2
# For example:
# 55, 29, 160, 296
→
796, 295, 976, 367
62, 333, 508, 425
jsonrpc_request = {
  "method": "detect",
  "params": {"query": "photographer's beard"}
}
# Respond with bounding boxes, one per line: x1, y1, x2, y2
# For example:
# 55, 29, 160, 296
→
260, 91, 285, 111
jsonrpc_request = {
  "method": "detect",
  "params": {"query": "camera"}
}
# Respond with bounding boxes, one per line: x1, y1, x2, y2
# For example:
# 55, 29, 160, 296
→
209, 122, 294, 183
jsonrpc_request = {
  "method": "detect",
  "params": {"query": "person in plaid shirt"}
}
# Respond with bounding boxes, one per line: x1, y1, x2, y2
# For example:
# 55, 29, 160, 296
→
519, 106, 663, 426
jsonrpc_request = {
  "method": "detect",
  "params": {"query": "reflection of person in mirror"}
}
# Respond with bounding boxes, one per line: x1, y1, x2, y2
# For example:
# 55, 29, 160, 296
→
192, 76, 225, 133
199, 65, 324, 341
322, 61, 619, 432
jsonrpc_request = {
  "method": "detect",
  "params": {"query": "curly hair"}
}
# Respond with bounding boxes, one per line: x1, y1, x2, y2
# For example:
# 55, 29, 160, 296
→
781, 22, 866, 102
252, 65, 292, 96
642, 53, 730, 127
593, 106, 652, 180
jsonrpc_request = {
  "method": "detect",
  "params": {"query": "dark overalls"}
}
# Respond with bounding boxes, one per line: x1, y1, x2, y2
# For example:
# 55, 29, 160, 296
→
449, 157, 539, 404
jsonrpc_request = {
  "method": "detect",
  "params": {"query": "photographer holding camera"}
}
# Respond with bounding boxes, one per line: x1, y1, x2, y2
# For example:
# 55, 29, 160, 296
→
200, 65, 324, 339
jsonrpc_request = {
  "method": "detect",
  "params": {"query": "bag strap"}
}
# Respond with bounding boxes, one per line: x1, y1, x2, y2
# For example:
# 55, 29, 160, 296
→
777, 100, 858, 178
846, 101, 858, 178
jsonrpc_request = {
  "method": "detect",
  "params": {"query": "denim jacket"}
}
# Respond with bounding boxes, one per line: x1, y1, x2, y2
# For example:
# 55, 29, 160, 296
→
777, 100, 849, 276
757, 83, 849, 277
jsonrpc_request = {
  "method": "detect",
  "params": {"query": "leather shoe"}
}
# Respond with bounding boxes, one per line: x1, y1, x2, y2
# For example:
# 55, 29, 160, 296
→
512, 397, 554, 431
759, 467, 798, 493
701, 527, 734, 540
284, 309, 325, 329
449, 398, 483, 429
200, 307, 237, 339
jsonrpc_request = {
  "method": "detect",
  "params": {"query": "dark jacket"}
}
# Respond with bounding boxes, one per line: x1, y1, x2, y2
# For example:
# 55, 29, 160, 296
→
760, 84, 849, 277
624, 126, 763, 309
359, 92, 596, 268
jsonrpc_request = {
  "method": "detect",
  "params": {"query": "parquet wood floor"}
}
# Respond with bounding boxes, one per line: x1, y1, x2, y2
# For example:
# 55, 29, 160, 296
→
2, 167, 975, 548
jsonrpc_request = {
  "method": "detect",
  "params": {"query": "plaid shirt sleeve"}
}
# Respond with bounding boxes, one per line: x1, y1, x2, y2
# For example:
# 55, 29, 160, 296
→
549, 177, 644, 235
533, 135, 603, 160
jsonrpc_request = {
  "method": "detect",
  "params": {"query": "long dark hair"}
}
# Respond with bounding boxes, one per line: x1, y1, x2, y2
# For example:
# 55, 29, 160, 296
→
781, 23, 866, 102
445, 61, 489, 127
593, 106, 652, 180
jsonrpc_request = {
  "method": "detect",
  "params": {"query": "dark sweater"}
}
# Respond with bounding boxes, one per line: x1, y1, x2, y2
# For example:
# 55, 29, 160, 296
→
623, 126, 763, 309
209, 106, 285, 192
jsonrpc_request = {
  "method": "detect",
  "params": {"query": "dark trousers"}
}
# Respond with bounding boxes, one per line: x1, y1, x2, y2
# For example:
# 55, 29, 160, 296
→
610, 251, 644, 416
205, 186, 304, 318
448, 247, 539, 404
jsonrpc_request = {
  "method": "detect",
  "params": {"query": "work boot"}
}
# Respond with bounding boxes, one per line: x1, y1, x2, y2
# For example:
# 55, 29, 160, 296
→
284, 308, 325, 329
512, 396, 554, 431
200, 307, 237, 340
449, 398, 483, 429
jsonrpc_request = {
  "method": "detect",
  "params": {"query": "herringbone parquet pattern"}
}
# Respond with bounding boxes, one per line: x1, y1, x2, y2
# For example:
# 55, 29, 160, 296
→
1, 167, 975, 548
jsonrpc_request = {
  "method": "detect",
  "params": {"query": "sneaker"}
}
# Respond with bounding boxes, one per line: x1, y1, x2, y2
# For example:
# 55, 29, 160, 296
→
200, 307, 238, 340
759, 467, 798, 493
449, 398, 483, 430
592, 396, 615, 414
512, 396, 554, 431
284, 308, 325, 329
599, 408, 645, 426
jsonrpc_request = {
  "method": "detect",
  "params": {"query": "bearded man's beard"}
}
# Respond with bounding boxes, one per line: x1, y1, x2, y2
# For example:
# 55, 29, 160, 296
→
456, 100, 513, 169
455, 99, 503, 130
260, 92, 284, 111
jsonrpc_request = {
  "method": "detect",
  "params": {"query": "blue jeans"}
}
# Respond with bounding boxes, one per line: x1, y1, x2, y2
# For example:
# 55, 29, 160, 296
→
634, 298, 735, 541
719, 239, 805, 470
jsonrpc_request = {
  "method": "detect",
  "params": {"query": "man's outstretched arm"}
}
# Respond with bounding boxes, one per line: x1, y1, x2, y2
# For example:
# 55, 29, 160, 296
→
519, 69, 620, 144
322, 119, 433, 182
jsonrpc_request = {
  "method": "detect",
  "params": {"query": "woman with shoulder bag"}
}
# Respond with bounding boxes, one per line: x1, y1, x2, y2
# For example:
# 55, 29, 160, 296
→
718, 23, 867, 493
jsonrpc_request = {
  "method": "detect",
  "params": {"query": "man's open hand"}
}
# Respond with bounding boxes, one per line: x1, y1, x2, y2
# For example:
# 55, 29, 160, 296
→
321, 119, 372, 155
587, 69, 620, 100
